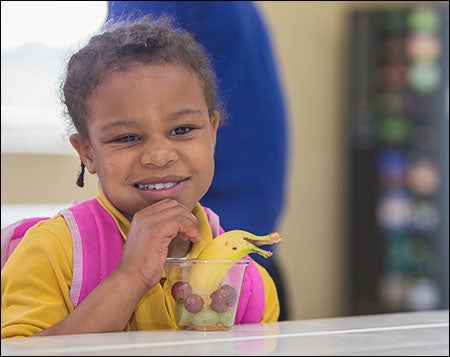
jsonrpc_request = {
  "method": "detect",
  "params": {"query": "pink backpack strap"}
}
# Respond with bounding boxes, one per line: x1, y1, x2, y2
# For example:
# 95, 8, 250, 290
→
1, 200, 123, 308
202, 206, 224, 236
1, 217, 49, 269
61, 199, 124, 307
234, 257, 266, 323
201, 206, 265, 323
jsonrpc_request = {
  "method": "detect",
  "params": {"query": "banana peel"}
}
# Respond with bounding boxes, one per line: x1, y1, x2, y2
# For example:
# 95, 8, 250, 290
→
189, 230, 283, 293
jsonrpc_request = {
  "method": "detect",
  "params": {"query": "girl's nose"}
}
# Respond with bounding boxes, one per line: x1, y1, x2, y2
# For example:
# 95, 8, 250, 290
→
141, 137, 178, 167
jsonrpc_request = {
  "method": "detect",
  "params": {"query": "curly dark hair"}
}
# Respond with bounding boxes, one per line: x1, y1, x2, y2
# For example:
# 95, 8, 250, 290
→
60, 14, 226, 139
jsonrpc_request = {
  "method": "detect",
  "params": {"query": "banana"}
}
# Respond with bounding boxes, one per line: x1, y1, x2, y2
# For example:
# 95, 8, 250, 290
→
197, 230, 283, 260
189, 230, 283, 292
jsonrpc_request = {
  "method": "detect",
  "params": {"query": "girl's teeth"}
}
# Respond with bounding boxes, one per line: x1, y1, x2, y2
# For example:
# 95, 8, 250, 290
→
137, 182, 177, 190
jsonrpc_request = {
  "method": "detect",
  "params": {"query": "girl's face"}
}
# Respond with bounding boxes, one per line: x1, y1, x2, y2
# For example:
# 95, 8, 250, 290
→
71, 63, 219, 218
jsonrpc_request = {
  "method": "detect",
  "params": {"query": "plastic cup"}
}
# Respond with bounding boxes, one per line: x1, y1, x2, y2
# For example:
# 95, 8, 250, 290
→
165, 258, 250, 331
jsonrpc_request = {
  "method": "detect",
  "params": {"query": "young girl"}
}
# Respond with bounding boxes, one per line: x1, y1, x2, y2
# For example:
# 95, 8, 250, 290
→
1, 15, 279, 338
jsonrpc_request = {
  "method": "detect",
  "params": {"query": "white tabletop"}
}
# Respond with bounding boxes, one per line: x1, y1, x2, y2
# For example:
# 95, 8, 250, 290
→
2, 309, 448, 356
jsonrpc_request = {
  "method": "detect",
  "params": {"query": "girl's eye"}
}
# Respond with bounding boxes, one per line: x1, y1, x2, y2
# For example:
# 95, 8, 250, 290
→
114, 135, 140, 143
171, 127, 193, 135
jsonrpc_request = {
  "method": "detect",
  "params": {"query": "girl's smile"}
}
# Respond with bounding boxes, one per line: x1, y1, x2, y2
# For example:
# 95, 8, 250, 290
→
133, 176, 190, 202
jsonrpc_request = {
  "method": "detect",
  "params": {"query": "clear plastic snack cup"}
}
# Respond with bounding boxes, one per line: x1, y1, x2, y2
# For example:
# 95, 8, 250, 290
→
165, 258, 250, 331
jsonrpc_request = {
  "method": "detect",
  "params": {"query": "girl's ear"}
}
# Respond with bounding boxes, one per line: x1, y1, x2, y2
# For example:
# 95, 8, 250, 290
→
69, 134, 97, 174
210, 110, 220, 149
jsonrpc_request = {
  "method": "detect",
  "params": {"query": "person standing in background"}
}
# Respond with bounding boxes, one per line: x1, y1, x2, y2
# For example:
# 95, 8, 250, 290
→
107, 1, 290, 320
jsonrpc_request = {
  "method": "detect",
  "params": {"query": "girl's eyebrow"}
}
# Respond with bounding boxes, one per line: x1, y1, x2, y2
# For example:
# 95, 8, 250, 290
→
100, 109, 204, 131
100, 120, 140, 132
167, 108, 203, 120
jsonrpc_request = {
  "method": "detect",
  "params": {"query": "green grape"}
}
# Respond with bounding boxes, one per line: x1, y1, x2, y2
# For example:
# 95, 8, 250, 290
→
192, 308, 219, 326
174, 302, 194, 326
218, 309, 236, 326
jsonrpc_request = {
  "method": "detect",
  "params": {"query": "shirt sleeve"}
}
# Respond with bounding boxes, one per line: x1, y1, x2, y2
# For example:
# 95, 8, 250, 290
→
1, 216, 74, 338
255, 262, 280, 322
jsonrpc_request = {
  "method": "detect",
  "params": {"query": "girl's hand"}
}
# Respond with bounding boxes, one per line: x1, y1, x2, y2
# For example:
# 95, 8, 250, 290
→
116, 199, 200, 292
33, 199, 199, 336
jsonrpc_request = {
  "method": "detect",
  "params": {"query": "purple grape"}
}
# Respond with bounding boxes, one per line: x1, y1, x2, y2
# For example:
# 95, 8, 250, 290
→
220, 285, 238, 306
171, 281, 192, 302
184, 293, 204, 313
209, 284, 239, 313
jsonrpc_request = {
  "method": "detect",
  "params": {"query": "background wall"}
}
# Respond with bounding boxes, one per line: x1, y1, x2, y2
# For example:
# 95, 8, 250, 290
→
258, 0, 350, 320
1, 1, 443, 321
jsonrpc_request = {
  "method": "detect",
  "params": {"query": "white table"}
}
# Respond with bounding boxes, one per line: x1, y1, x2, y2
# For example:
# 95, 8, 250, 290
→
2, 310, 448, 356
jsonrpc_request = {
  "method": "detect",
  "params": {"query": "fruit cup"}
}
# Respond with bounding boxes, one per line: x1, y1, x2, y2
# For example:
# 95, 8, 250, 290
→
164, 258, 250, 331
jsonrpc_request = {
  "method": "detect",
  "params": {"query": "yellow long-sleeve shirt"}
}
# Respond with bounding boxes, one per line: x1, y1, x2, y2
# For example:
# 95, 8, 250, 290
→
1, 192, 279, 338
